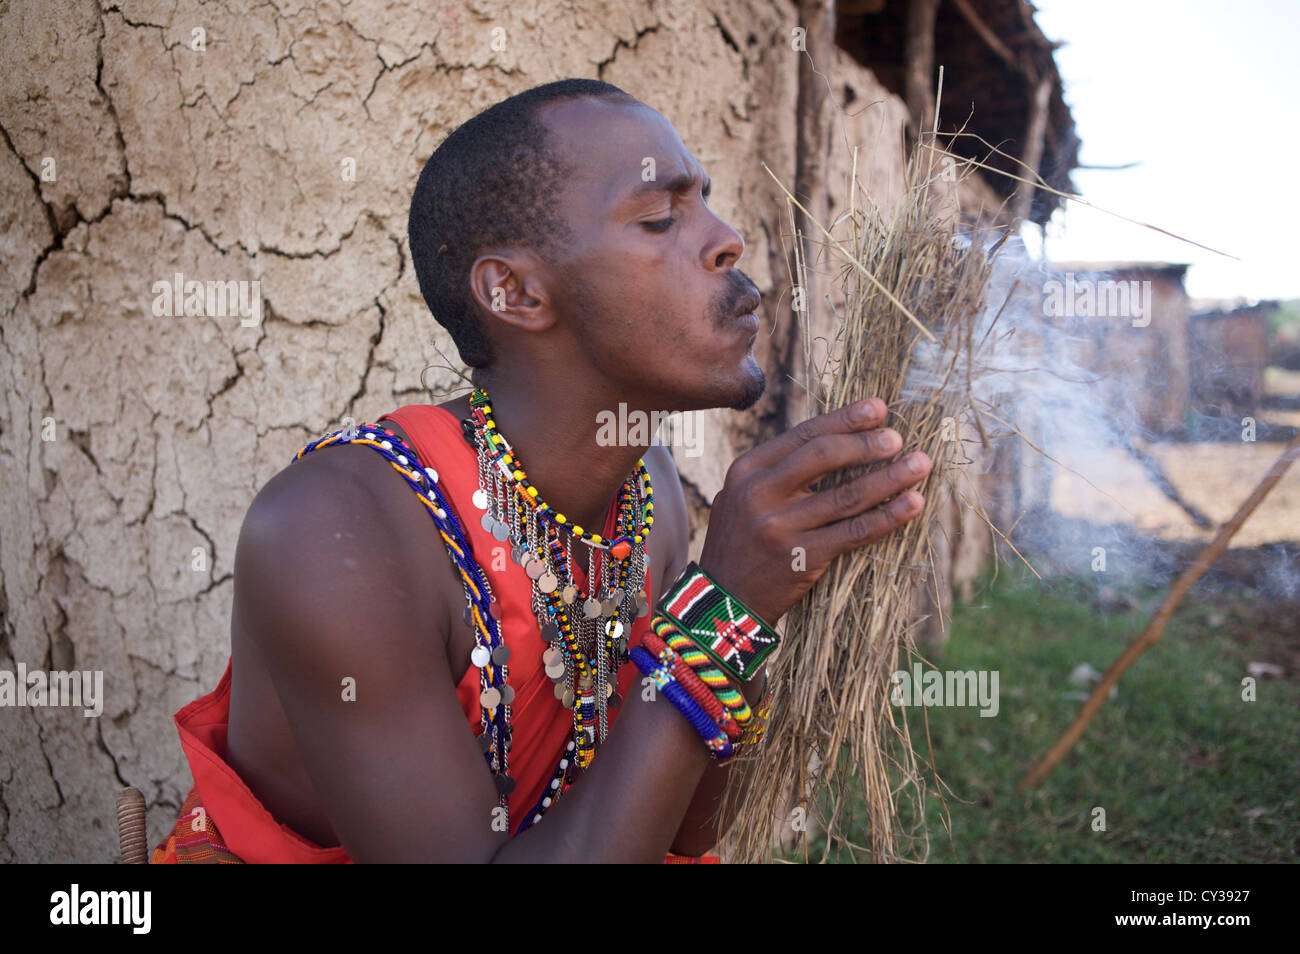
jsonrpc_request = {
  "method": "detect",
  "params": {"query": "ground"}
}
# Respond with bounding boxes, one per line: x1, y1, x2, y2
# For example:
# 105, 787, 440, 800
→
791, 569, 1299, 863
1052, 367, 1300, 547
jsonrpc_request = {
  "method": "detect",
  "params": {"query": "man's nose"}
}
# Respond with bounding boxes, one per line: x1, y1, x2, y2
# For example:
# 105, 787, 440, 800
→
703, 214, 745, 271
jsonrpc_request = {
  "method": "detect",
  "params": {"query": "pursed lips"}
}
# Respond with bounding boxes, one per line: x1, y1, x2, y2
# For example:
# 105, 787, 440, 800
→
730, 288, 762, 330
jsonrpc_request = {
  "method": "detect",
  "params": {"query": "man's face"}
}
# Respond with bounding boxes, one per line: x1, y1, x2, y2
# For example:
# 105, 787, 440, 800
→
536, 97, 765, 413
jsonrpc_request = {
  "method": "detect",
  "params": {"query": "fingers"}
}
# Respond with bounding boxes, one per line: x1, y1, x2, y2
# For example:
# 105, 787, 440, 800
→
732, 398, 889, 477
765, 426, 907, 499
787, 451, 932, 530
807, 488, 927, 557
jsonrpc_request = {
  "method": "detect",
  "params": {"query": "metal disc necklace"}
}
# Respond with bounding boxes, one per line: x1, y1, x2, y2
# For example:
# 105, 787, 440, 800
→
461, 387, 654, 826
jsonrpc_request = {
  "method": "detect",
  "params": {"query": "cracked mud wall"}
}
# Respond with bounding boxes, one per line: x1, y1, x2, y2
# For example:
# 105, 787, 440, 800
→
0, 0, 918, 862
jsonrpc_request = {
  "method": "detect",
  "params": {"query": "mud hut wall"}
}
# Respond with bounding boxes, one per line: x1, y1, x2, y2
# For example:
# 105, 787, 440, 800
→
0, 0, 942, 862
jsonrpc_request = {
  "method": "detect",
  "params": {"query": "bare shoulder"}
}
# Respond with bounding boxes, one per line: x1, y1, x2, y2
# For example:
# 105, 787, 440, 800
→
228, 436, 509, 861
241, 440, 421, 575
234, 437, 456, 662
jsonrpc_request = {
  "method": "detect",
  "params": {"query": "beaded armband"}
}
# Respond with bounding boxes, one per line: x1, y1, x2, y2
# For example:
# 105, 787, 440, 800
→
650, 614, 773, 758
657, 562, 780, 684
642, 631, 742, 741
630, 646, 734, 761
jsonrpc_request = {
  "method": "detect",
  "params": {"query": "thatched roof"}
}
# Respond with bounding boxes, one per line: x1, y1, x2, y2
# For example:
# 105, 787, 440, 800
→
834, 0, 1080, 224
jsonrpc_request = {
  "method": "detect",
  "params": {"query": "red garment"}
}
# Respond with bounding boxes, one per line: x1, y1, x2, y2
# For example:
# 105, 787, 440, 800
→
377, 404, 651, 834
153, 403, 711, 862
154, 668, 347, 864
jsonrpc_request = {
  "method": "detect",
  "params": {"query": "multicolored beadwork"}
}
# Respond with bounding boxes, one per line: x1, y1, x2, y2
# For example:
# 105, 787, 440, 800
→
658, 562, 780, 684
656, 616, 754, 726
642, 631, 741, 741
629, 646, 734, 761
651, 614, 774, 759
466, 389, 654, 551
462, 386, 654, 774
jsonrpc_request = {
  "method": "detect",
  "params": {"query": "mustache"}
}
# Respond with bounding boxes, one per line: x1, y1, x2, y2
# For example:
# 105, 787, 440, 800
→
713, 271, 761, 323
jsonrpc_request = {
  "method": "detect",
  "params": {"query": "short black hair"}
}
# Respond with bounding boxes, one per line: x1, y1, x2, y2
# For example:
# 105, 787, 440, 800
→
408, 79, 639, 369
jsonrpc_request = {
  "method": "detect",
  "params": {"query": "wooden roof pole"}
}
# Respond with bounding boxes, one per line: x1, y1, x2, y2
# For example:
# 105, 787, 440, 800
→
1010, 72, 1054, 223
788, 0, 837, 430
948, 0, 1018, 71
904, 0, 941, 142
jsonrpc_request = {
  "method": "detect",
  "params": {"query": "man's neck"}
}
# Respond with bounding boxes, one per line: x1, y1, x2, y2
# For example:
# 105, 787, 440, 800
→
439, 375, 653, 536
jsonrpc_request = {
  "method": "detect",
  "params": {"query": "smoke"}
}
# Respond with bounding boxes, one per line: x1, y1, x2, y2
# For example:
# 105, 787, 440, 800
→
927, 235, 1300, 603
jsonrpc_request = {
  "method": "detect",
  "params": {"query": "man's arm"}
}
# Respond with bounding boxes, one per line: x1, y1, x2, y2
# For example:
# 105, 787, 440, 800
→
237, 448, 511, 861
646, 444, 768, 858
238, 442, 714, 862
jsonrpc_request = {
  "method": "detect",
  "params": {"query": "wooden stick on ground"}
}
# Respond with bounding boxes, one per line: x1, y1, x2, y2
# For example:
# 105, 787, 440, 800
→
1017, 433, 1300, 791
1114, 427, 1215, 529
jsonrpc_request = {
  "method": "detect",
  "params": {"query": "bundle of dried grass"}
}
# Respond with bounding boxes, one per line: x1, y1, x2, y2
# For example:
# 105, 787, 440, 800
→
720, 136, 1012, 864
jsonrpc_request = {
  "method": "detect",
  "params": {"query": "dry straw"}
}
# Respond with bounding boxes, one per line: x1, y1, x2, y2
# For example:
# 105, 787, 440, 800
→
719, 131, 1014, 864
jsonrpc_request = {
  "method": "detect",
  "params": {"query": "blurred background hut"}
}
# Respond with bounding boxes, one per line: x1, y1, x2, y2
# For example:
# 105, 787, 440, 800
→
1189, 300, 1275, 417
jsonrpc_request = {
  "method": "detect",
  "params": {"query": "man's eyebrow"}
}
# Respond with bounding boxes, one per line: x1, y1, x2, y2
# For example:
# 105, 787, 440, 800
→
623, 169, 712, 202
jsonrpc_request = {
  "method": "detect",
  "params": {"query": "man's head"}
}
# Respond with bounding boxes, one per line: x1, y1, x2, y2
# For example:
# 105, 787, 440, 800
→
409, 79, 765, 413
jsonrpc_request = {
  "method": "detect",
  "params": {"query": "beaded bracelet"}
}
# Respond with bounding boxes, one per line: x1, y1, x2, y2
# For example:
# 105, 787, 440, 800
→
629, 646, 734, 761
657, 562, 780, 684
740, 681, 774, 748
642, 631, 742, 741
653, 614, 775, 758
653, 615, 753, 726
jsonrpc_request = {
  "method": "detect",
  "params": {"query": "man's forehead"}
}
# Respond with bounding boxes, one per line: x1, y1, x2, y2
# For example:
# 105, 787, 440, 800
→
538, 97, 701, 205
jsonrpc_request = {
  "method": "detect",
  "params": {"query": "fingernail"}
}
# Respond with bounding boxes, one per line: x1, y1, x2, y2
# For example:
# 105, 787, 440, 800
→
907, 453, 926, 475
850, 400, 875, 423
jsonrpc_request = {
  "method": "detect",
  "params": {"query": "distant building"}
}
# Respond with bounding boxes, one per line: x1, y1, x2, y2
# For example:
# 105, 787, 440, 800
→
1188, 301, 1275, 415
1043, 261, 1191, 435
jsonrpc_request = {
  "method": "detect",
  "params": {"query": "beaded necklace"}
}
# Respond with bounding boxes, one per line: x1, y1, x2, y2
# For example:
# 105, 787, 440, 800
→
293, 406, 654, 835
460, 388, 655, 790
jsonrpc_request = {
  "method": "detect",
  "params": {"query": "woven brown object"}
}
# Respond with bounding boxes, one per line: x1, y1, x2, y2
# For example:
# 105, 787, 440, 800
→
116, 786, 148, 864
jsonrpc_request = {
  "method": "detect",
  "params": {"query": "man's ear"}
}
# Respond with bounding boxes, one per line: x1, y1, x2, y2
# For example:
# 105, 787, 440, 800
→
469, 251, 554, 332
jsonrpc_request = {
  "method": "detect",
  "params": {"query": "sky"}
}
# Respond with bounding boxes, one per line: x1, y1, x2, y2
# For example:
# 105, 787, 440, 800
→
1022, 0, 1299, 302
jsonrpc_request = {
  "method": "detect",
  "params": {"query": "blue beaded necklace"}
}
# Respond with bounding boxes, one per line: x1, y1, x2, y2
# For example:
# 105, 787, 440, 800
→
292, 415, 647, 835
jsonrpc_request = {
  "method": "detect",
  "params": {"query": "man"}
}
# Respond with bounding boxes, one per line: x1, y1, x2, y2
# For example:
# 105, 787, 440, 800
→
152, 78, 932, 863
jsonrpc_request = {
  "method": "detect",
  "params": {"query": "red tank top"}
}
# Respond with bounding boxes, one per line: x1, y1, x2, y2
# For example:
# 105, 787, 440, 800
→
377, 404, 652, 834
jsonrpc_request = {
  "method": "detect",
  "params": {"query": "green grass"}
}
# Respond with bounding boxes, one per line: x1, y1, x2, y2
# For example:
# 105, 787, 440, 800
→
1267, 298, 1300, 339
790, 570, 1300, 863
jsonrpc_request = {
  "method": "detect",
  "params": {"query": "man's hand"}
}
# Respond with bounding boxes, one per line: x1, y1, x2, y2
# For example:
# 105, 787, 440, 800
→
697, 398, 932, 629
